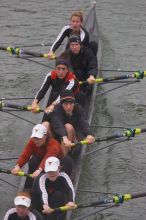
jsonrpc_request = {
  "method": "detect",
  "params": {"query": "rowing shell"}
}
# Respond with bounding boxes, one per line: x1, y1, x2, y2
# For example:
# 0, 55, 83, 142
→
66, 3, 102, 220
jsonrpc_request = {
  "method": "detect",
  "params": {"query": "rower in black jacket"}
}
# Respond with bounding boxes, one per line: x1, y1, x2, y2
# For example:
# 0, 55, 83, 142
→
47, 90, 95, 156
61, 34, 98, 84
60, 34, 98, 105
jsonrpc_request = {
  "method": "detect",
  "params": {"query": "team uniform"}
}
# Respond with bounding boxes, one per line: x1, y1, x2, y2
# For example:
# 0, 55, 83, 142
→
34, 70, 80, 119
3, 208, 43, 220
50, 24, 89, 52
17, 138, 63, 172
16, 137, 73, 188
17, 137, 63, 188
32, 172, 75, 220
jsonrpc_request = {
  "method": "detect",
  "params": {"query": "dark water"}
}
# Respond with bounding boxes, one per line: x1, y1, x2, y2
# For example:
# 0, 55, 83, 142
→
0, 0, 146, 219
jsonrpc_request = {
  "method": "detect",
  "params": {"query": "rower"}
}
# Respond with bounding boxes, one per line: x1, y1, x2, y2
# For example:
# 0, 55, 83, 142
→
31, 58, 80, 121
32, 156, 76, 220
11, 124, 73, 188
60, 34, 98, 100
47, 10, 98, 59
47, 90, 95, 156
3, 191, 43, 220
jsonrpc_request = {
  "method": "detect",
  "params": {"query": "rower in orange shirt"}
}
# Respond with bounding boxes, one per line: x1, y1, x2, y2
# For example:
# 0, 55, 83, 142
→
11, 124, 73, 188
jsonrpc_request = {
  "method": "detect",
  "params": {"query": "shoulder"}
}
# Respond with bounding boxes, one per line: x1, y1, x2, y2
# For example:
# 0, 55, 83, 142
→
81, 46, 94, 56
81, 26, 89, 33
54, 104, 63, 113
74, 103, 83, 111
66, 72, 76, 80
4, 208, 17, 218
35, 173, 47, 184
47, 138, 60, 146
59, 172, 72, 182
60, 25, 72, 34
27, 138, 37, 150
49, 70, 57, 79
28, 209, 43, 220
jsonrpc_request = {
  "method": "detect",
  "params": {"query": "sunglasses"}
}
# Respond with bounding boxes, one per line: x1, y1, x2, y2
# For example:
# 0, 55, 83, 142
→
56, 67, 67, 71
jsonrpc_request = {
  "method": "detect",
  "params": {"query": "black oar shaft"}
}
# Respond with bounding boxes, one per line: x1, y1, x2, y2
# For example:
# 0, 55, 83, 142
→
77, 198, 113, 208
0, 101, 44, 112
52, 191, 146, 213
0, 168, 11, 174
80, 71, 146, 85
140, 128, 146, 133
0, 168, 32, 177
95, 133, 124, 142
130, 192, 146, 199
0, 46, 49, 58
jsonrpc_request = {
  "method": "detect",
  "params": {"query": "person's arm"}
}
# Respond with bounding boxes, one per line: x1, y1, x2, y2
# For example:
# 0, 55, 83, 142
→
34, 72, 52, 103
49, 109, 68, 139
11, 139, 34, 175
80, 27, 90, 46
49, 25, 70, 53
77, 106, 95, 144
60, 172, 75, 202
76, 105, 92, 136
31, 209, 44, 220
3, 208, 16, 220
36, 174, 50, 207
86, 48, 98, 78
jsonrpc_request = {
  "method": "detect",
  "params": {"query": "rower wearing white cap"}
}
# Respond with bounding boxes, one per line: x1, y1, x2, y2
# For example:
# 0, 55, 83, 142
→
3, 191, 43, 220
11, 124, 64, 188
32, 156, 76, 219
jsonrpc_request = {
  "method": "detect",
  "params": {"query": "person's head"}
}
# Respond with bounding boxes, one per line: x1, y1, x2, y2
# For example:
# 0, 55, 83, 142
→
69, 34, 81, 54
55, 58, 69, 79
14, 192, 31, 218
60, 90, 75, 114
70, 11, 83, 31
31, 124, 47, 147
45, 156, 61, 181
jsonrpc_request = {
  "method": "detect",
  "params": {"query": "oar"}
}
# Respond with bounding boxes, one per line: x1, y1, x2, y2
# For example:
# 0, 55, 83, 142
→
79, 71, 146, 85
0, 45, 56, 59
52, 192, 146, 212
73, 127, 146, 146
0, 168, 32, 178
15, 42, 64, 48
99, 69, 140, 73
0, 97, 34, 100
0, 101, 44, 113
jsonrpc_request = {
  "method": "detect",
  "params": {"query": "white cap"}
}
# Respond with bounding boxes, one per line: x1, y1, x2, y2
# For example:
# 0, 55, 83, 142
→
45, 156, 60, 172
14, 196, 31, 208
31, 124, 47, 138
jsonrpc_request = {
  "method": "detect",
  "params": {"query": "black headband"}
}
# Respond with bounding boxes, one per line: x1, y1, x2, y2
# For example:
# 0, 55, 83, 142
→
56, 59, 69, 67
69, 35, 81, 44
